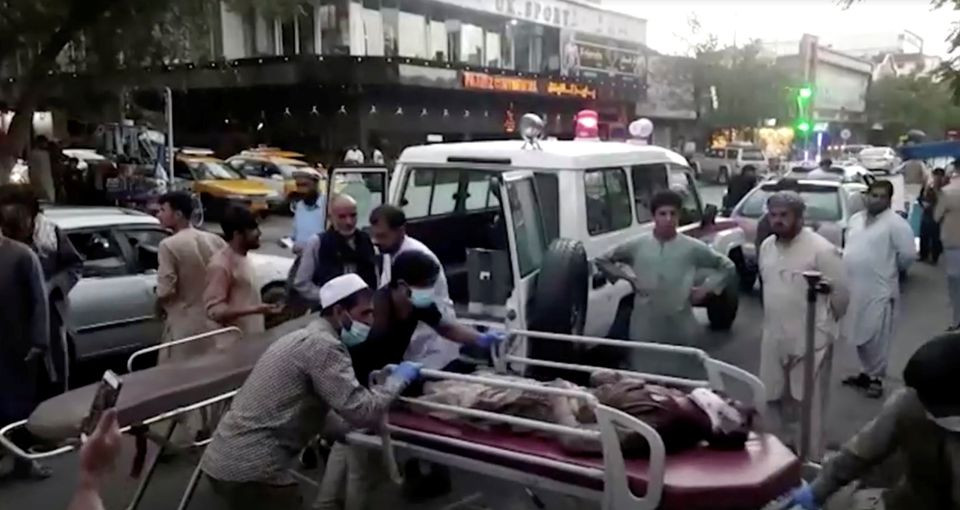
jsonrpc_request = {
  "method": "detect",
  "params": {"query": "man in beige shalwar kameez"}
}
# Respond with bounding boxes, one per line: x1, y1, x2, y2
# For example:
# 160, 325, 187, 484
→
758, 191, 849, 460
156, 192, 228, 356
156, 191, 228, 442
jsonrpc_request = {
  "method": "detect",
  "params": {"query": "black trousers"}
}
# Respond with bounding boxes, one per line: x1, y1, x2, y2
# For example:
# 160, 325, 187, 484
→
920, 214, 942, 262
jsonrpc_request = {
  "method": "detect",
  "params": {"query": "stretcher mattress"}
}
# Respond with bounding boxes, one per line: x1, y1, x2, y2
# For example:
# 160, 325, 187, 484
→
388, 411, 801, 510
26, 317, 312, 441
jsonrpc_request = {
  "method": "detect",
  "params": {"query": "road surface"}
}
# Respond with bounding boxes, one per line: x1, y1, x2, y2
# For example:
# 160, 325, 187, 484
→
0, 184, 947, 509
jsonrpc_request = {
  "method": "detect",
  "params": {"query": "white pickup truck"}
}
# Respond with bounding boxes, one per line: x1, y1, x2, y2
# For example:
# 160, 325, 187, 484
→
695, 146, 769, 184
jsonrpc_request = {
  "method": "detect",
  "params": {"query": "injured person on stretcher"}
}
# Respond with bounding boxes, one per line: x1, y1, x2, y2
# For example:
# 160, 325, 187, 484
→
413, 370, 756, 456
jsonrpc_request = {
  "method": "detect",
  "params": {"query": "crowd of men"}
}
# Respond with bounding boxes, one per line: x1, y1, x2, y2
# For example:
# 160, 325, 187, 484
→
3, 158, 960, 509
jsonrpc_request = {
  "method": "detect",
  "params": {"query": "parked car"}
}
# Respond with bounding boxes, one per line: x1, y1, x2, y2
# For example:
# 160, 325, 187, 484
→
695, 145, 769, 184
785, 162, 907, 216
729, 178, 868, 278
858, 147, 900, 174
47, 205, 292, 379
227, 147, 324, 210
173, 148, 279, 219
328, 132, 750, 371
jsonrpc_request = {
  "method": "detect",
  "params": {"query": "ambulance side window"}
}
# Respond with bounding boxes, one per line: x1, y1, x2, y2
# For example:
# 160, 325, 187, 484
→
630, 163, 669, 223
668, 167, 703, 226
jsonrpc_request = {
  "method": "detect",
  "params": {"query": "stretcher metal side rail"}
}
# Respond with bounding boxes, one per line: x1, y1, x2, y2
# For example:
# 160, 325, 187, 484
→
342, 327, 771, 510
0, 327, 241, 510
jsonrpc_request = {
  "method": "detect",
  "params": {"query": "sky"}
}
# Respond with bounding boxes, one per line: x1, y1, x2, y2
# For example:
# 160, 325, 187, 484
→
605, 0, 958, 57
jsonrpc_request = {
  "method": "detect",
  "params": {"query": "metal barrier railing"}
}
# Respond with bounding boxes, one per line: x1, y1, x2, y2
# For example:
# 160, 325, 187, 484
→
126, 327, 242, 373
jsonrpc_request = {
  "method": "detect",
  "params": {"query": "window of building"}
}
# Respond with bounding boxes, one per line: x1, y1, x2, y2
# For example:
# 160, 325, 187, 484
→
630, 163, 669, 223
279, 18, 297, 55
541, 26, 560, 72
350, 0, 384, 55
446, 19, 461, 62
298, 4, 317, 54
428, 8, 447, 61
381, 0, 399, 56
485, 30, 502, 68
584, 168, 633, 235
319, 0, 350, 54
461, 22, 484, 64
398, 0, 428, 58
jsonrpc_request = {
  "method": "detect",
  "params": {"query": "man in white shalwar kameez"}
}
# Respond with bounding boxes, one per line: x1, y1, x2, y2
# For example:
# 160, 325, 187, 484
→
759, 191, 849, 459
841, 180, 916, 399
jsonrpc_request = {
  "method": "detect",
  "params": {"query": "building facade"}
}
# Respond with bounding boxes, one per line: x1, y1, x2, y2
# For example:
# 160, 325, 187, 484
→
2, 0, 649, 164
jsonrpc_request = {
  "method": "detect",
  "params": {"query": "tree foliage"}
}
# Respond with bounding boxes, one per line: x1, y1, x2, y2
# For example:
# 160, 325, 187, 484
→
695, 42, 793, 129
867, 74, 960, 142
678, 14, 792, 129
0, 0, 297, 180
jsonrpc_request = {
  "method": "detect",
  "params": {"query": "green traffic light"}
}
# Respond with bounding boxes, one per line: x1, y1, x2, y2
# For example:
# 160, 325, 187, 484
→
798, 87, 813, 99
797, 121, 811, 133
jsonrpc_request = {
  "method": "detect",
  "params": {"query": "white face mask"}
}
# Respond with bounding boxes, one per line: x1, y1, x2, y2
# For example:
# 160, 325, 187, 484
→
926, 411, 960, 433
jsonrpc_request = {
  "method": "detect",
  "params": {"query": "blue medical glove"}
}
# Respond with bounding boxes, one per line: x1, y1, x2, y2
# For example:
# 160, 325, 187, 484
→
389, 362, 422, 385
785, 484, 818, 510
476, 332, 505, 349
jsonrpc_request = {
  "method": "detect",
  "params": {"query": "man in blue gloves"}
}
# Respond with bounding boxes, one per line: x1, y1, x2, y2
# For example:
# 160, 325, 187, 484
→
784, 331, 960, 510
349, 249, 504, 387
201, 274, 420, 509
316, 250, 504, 509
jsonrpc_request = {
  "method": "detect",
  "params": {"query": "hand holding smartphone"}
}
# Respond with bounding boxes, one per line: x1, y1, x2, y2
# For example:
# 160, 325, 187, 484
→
80, 370, 123, 441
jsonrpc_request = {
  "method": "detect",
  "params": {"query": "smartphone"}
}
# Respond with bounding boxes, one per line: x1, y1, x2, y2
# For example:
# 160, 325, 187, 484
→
80, 370, 123, 439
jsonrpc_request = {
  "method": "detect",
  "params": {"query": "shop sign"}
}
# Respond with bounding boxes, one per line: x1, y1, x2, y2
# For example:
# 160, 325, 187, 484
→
432, 0, 645, 44
462, 71, 539, 93
399, 64, 460, 89
546, 81, 596, 99
560, 30, 645, 78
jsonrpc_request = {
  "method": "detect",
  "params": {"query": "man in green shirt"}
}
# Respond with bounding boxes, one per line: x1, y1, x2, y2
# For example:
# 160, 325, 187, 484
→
600, 190, 736, 376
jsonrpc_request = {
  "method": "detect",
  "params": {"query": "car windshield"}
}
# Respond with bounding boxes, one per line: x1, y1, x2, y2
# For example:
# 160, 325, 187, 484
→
737, 186, 842, 222
195, 161, 244, 180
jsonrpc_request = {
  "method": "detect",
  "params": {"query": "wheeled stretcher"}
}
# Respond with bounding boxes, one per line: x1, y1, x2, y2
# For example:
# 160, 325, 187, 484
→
0, 321, 800, 510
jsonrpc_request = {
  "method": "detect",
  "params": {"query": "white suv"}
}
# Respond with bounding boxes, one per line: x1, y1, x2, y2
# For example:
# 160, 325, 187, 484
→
330, 138, 749, 357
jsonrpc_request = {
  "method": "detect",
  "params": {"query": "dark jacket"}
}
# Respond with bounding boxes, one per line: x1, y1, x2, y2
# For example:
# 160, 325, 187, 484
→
292, 228, 377, 307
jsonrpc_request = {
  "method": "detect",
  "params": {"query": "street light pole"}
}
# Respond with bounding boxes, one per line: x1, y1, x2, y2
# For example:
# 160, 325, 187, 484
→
165, 87, 173, 185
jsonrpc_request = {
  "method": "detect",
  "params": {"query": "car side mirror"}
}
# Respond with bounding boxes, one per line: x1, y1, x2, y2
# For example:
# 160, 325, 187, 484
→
702, 204, 718, 227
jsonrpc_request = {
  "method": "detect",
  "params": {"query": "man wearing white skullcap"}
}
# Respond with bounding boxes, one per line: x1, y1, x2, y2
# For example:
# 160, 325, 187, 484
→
758, 189, 849, 461
201, 274, 421, 509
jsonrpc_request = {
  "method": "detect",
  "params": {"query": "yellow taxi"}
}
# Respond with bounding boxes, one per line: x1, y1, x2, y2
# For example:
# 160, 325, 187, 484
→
173, 149, 279, 217
225, 147, 325, 209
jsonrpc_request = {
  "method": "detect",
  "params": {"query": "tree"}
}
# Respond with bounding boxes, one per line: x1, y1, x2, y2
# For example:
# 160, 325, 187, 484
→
866, 74, 960, 143
0, 0, 293, 182
695, 41, 793, 130
676, 15, 792, 131
0, 0, 120, 180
